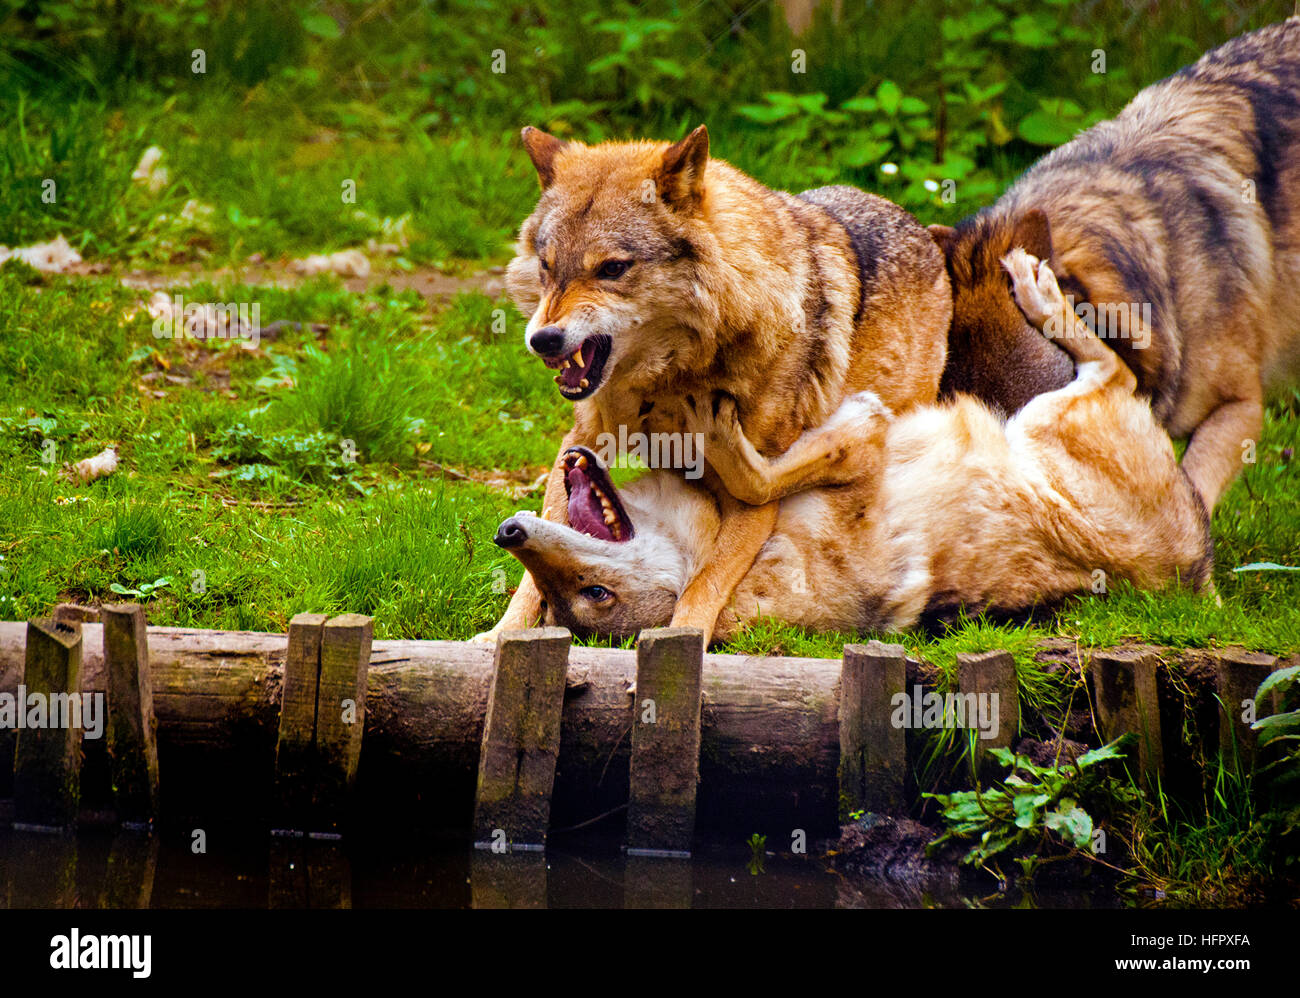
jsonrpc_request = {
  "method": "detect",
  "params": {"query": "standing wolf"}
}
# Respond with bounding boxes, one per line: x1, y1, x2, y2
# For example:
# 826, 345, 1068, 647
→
479, 125, 951, 643
932, 17, 1300, 511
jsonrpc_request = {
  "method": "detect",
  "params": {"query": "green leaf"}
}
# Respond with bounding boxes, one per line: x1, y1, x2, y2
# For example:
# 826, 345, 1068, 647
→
840, 96, 879, 113
1017, 110, 1077, 146
300, 12, 341, 39
876, 80, 902, 116
1045, 802, 1093, 848
1255, 665, 1300, 701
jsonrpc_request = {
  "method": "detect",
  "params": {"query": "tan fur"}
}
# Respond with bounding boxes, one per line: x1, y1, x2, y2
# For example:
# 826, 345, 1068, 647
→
498, 254, 1212, 641
482, 125, 951, 642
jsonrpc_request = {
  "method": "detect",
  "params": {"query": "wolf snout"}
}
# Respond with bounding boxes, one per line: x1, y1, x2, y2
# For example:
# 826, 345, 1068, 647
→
529, 325, 567, 357
494, 517, 529, 548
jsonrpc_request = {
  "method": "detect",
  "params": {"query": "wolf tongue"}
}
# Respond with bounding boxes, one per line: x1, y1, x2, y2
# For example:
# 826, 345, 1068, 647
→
566, 466, 614, 540
561, 347, 592, 388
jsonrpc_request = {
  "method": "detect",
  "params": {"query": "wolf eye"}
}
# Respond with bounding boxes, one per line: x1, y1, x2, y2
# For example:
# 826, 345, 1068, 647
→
596, 259, 632, 280
580, 585, 614, 602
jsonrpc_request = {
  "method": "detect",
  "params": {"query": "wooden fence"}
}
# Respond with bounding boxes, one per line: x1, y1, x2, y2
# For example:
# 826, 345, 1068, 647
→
0, 605, 1291, 858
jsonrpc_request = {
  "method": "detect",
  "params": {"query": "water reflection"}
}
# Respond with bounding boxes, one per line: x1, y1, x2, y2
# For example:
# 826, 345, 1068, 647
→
0, 828, 1118, 909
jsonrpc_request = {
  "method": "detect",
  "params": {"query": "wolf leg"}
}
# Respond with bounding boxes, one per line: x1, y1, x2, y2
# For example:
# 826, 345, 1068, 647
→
670, 494, 779, 644
1180, 394, 1264, 510
685, 391, 891, 507
1003, 248, 1136, 395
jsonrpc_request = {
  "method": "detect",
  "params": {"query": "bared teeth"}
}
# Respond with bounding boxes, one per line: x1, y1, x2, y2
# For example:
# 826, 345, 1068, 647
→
574, 453, 588, 469
573, 346, 584, 367
579, 378, 589, 389
562, 360, 572, 369
611, 522, 622, 540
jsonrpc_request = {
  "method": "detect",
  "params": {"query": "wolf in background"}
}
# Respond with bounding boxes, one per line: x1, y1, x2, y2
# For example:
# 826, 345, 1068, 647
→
932, 17, 1300, 511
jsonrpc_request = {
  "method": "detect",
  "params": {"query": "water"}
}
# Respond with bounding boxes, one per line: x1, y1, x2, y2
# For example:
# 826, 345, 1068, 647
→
0, 827, 1121, 909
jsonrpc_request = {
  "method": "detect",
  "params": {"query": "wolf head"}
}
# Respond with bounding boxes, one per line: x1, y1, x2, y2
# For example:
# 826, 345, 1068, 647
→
505, 125, 719, 402
494, 447, 718, 637
930, 209, 1076, 413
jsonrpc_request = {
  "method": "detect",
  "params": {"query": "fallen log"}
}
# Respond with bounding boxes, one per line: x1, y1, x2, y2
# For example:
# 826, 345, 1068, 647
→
0, 622, 844, 835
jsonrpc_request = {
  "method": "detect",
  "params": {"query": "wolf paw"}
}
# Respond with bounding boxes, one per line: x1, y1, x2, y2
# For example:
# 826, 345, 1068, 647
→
684, 392, 743, 454
1002, 247, 1064, 333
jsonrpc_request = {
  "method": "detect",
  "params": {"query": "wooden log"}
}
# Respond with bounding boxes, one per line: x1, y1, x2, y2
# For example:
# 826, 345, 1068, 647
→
1090, 648, 1163, 784
839, 641, 906, 817
627, 627, 704, 857
100, 603, 161, 826
472, 628, 570, 850
1216, 648, 1282, 767
13, 618, 84, 830
0, 622, 844, 833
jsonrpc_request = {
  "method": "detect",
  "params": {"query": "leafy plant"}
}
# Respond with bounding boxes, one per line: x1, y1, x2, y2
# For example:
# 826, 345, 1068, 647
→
109, 576, 173, 599
1252, 665, 1300, 862
925, 739, 1134, 874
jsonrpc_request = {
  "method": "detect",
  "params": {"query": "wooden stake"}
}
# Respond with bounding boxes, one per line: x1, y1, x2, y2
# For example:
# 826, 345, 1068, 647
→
273, 613, 327, 832
472, 627, 570, 850
1091, 648, 1163, 784
13, 618, 83, 830
839, 641, 907, 817
627, 627, 704, 857
313, 613, 373, 834
100, 603, 160, 825
1215, 648, 1282, 767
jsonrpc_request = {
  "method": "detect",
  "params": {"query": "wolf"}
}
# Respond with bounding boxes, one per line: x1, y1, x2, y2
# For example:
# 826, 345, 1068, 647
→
493, 251, 1213, 639
479, 124, 951, 642
931, 17, 1300, 512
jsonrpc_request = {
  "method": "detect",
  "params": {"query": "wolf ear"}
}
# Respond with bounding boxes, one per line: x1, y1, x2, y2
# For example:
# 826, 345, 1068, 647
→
927, 224, 956, 255
657, 124, 709, 209
521, 126, 568, 189
1011, 209, 1053, 262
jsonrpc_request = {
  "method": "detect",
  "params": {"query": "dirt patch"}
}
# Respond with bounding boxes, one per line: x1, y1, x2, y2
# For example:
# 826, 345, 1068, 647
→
94, 259, 508, 302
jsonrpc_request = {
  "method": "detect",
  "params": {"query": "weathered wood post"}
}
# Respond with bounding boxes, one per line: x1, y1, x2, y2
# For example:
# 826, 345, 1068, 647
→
626, 627, 704, 857
13, 617, 83, 831
100, 603, 161, 827
273, 613, 328, 833
472, 628, 570, 851
839, 641, 907, 816
272, 612, 372, 837
1090, 648, 1163, 784
313, 613, 373, 836
956, 650, 1019, 776
1216, 649, 1282, 767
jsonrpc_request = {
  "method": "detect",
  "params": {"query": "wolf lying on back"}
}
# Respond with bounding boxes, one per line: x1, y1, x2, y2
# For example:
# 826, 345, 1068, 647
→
932, 17, 1300, 512
493, 252, 1213, 639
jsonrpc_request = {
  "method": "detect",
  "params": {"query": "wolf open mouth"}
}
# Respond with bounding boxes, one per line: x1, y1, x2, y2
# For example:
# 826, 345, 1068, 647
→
544, 335, 611, 401
563, 446, 634, 542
